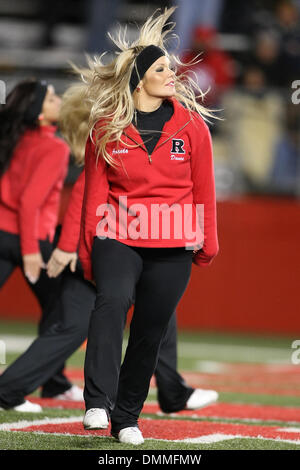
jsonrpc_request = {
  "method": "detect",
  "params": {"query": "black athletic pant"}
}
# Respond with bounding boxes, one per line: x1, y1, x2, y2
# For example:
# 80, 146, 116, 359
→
0, 229, 72, 397
85, 237, 193, 433
155, 312, 194, 413
0, 234, 193, 411
0, 272, 193, 410
0, 264, 93, 408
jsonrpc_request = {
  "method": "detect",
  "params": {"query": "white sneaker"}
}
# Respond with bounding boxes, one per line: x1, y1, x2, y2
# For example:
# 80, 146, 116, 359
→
186, 389, 219, 410
115, 427, 144, 445
83, 408, 109, 430
53, 385, 84, 402
0, 400, 42, 413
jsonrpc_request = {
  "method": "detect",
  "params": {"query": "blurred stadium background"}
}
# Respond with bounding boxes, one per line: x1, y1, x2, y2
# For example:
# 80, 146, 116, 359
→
0, 0, 299, 335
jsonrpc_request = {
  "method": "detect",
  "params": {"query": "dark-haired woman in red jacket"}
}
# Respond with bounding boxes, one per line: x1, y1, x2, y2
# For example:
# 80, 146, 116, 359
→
0, 79, 73, 411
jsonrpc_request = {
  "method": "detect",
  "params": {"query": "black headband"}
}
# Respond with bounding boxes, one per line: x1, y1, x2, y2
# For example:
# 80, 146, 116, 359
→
130, 45, 165, 93
24, 80, 48, 123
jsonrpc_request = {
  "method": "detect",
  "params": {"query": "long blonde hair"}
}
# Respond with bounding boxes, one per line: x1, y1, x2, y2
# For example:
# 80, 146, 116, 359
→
59, 7, 215, 167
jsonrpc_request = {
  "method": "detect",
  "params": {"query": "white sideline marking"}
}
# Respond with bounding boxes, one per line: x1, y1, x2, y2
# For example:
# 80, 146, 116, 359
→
172, 435, 300, 445
8, 430, 300, 446
196, 361, 228, 373
277, 427, 300, 433
1, 417, 300, 445
0, 335, 35, 352
0, 333, 290, 363
154, 411, 300, 426
195, 360, 292, 373
179, 342, 290, 363
0, 416, 81, 431
179, 433, 237, 444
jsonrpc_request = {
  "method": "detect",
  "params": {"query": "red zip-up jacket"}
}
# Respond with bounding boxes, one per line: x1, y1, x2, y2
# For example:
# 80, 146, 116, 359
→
0, 125, 69, 255
58, 162, 219, 273
57, 169, 85, 253
64, 98, 218, 280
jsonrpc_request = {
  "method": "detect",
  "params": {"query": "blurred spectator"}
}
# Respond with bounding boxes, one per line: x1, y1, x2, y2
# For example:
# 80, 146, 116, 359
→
86, 0, 121, 54
220, 0, 261, 35
39, 0, 84, 48
180, 26, 236, 107
293, 0, 300, 13
270, 103, 300, 194
39, 0, 65, 48
242, 31, 285, 88
272, 0, 300, 85
220, 65, 285, 192
173, 0, 224, 55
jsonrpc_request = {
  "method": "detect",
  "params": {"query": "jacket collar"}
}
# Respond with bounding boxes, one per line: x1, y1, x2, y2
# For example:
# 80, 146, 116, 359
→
23, 124, 57, 140
123, 98, 192, 150
39, 125, 57, 135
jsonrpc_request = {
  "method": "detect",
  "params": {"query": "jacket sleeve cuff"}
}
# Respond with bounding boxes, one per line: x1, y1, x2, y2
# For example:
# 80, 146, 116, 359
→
57, 237, 78, 253
192, 249, 218, 267
21, 240, 40, 257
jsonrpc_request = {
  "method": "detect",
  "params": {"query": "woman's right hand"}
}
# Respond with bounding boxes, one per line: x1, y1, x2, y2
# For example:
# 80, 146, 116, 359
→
47, 248, 77, 278
23, 252, 46, 284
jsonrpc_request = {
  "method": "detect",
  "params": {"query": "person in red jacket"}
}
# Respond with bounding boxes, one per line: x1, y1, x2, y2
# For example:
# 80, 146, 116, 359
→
0, 78, 78, 410
0, 81, 217, 415
58, 7, 219, 445
48, 167, 218, 414
180, 26, 235, 107
0, 163, 217, 415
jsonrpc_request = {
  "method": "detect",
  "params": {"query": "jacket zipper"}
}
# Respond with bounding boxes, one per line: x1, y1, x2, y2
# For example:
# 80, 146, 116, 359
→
153, 119, 192, 155
124, 119, 192, 165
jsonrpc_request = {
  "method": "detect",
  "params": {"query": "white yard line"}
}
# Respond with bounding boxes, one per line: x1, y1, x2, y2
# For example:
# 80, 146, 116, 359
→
1, 416, 300, 445
194, 359, 292, 373
153, 411, 300, 426
171, 434, 300, 445
0, 416, 81, 431
0, 334, 35, 353
5, 428, 300, 446
1, 333, 290, 363
277, 427, 300, 433
178, 342, 290, 363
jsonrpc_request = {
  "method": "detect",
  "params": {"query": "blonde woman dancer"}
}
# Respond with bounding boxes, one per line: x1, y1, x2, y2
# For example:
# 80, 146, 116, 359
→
60, 7, 219, 445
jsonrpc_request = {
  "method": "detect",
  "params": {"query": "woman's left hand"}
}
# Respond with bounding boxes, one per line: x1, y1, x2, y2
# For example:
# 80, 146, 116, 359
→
23, 252, 46, 284
47, 248, 77, 278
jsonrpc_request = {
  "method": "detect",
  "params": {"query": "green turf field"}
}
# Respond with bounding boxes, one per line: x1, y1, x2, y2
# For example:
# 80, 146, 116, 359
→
0, 319, 300, 451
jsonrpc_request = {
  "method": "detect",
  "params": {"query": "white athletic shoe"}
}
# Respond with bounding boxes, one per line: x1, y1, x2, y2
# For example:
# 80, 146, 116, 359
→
83, 408, 109, 430
185, 389, 219, 410
0, 400, 42, 413
53, 385, 84, 402
114, 427, 144, 445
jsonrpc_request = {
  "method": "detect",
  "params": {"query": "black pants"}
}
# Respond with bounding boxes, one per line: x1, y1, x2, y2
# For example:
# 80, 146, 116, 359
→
0, 265, 94, 408
0, 234, 193, 412
85, 237, 193, 433
155, 312, 194, 413
0, 229, 72, 397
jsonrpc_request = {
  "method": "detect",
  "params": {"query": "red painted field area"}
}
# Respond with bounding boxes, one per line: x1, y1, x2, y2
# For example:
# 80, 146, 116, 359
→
8, 416, 300, 444
26, 397, 300, 424
2, 363, 300, 447
64, 363, 300, 397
